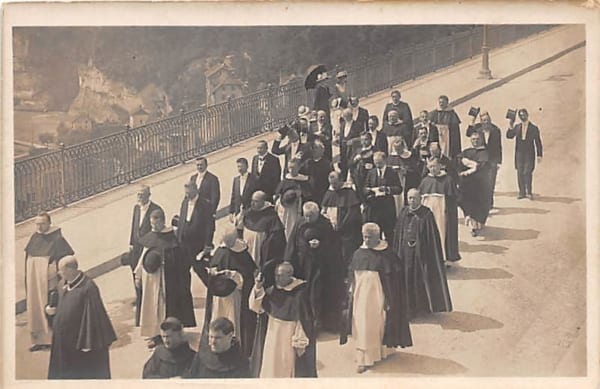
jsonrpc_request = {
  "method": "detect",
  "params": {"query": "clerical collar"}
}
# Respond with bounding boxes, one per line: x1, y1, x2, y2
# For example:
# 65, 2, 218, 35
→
276, 277, 306, 291
39, 226, 59, 235
65, 271, 85, 291
475, 145, 486, 150
408, 205, 422, 214
428, 170, 447, 178
159, 226, 173, 233
360, 240, 388, 251
388, 120, 400, 126
253, 202, 273, 212
313, 157, 322, 162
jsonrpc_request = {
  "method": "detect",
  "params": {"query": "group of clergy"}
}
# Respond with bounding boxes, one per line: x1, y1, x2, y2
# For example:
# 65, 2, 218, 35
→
24, 76, 544, 378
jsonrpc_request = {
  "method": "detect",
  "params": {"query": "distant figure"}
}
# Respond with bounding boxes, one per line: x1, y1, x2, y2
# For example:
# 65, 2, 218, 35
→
251, 140, 282, 201
382, 109, 414, 155
429, 95, 462, 159
309, 110, 333, 160
176, 181, 212, 260
24, 212, 74, 352
229, 157, 259, 238
185, 317, 251, 378
349, 132, 376, 203
274, 158, 313, 241
190, 156, 221, 246
48, 256, 116, 379
342, 223, 412, 374
349, 96, 369, 134
366, 115, 389, 154
142, 317, 195, 379
312, 73, 331, 121
334, 70, 350, 108
392, 189, 453, 319
338, 107, 366, 181
422, 142, 457, 180
128, 185, 163, 327
272, 128, 312, 175
249, 262, 316, 378
506, 108, 543, 200
301, 140, 333, 205
387, 138, 421, 209
467, 110, 503, 208
414, 110, 439, 143
382, 90, 414, 139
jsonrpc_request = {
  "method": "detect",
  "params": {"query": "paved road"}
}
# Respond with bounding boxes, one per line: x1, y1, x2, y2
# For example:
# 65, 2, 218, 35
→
12, 26, 587, 380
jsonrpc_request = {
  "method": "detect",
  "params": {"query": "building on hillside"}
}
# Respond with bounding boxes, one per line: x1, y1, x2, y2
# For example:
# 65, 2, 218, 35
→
71, 114, 94, 132
130, 106, 150, 127
205, 57, 247, 106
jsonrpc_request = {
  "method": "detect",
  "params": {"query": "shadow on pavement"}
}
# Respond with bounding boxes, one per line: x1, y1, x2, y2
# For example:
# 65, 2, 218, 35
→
533, 195, 581, 204
412, 311, 504, 333
459, 241, 508, 255
105, 298, 136, 349
374, 351, 468, 375
492, 207, 550, 216
481, 226, 540, 241
446, 266, 513, 281
494, 191, 520, 198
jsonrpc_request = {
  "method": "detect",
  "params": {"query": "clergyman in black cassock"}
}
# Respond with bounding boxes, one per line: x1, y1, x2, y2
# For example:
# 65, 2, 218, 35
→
142, 317, 195, 379
392, 190, 453, 319
48, 256, 117, 379
429, 95, 462, 159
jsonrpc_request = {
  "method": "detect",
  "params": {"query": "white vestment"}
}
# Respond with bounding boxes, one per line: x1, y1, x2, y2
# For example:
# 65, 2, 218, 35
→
352, 270, 389, 367
26, 255, 57, 345
211, 270, 244, 340
136, 247, 166, 337
249, 279, 309, 378
275, 197, 301, 242
421, 194, 447, 260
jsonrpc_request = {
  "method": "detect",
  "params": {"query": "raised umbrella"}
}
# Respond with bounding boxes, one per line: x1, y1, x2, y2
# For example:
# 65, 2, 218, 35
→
304, 64, 328, 90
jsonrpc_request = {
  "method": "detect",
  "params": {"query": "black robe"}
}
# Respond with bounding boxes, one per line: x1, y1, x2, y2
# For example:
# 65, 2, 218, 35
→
429, 109, 462, 158
48, 274, 117, 379
193, 246, 257, 357
457, 147, 492, 225
321, 187, 363, 269
387, 151, 422, 205
348, 146, 375, 203
418, 174, 461, 262
185, 339, 250, 378
139, 230, 196, 327
313, 84, 331, 118
341, 246, 413, 348
243, 205, 286, 288
393, 206, 453, 319
284, 215, 344, 333
274, 176, 313, 205
301, 157, 334, 205
142, 343, 196, 378
250, 282, 316, 378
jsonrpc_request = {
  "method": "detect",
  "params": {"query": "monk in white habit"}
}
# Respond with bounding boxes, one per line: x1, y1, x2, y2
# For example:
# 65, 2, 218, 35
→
24, 212, 74, 351
249, 262, 316, 378
342, 223, 412, 374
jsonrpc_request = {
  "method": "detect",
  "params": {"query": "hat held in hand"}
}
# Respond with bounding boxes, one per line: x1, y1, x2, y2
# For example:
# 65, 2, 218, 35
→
143, 249, 162, 274
208, 273, 237, 297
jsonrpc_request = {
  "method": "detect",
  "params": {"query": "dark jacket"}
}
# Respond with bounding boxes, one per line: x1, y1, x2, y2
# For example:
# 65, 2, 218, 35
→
383, 101, 414, 131
229, 173, 259, 215
506, 122, 543, 170
129, 201, 163, 267
185, 340, 250, 378
251, 153, 281, 200
177, 195, 211, 258
467, 123, 503, 164
190, 171, 221, 216
271, 139, 312, 175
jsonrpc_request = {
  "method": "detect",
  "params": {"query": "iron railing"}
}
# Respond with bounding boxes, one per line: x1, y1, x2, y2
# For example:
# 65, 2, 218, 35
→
14, 24, 553, 222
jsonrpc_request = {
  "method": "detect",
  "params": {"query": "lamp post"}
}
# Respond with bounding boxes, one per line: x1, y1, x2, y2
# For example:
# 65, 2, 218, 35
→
479, 25, 492, 79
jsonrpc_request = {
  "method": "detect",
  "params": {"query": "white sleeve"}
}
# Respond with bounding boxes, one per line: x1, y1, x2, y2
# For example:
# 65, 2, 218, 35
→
228, 270, 244, 290
291, 320, 309, 349
249, 286, 266, 314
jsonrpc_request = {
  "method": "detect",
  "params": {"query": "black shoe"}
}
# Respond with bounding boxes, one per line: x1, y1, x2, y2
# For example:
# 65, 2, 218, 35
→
29, 344, 50, 352
470, 229, 478, 237
526, 193, 534, 200
517, 194, 525, 199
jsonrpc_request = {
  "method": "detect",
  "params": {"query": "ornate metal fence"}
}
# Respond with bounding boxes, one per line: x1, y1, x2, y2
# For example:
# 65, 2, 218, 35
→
14, 24, 553, 222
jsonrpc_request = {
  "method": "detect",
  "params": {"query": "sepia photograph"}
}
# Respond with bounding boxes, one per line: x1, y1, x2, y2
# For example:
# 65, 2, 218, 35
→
2, 2, 598, 388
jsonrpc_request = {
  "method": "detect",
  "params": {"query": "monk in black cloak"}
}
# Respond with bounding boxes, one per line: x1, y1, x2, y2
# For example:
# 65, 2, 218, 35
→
243, 191, 286, 289
249, 262, 316, 378
192, 227, 257, 358
321, 171, 363, 269
48, 256, 116, 379
135, 209, 196, 347
392, 189, 453, 319
285, 201, 344, 333
429, 95, 462, 159
142, 317, 195, 379
341, 223, 412, 373
457, 132, 493, 237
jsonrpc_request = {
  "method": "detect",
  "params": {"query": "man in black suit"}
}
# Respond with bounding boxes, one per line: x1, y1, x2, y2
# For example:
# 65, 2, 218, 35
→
338, 108, 364, 181
190, 157, 220, 246
466, 111, 503, 208
129, 184, 163, 326
309, 110, 333, 160
229, 157, 259, 238
349, 97, 369, 134
366, 115, 388, 154
251, 140, 281, 201
176, 181, 211, 260
272, 128, 312, 175
363, 151, 403, 242
507, 108, 543, 200
301, 140, 334, 205
382, 90, 414, 137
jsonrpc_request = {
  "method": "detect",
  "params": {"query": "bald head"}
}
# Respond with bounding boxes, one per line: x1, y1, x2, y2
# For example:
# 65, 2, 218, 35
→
251, 190, 267, 211
303, 202, 320, 223
407, 189, 421, 210
137, 185, 151, 205
221, 227, 239, 249
58, 255, 80, 282
362, 222, 381, 249
275, 262, 294, 288
328, 170, 342, 189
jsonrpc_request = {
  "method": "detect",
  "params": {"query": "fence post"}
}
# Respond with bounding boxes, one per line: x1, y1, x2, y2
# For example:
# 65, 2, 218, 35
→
227, 96, 234, 146
125, 124, 132, 183
266, 82, 274, 132
59, 142, 67, 207
179, 108, 185, 164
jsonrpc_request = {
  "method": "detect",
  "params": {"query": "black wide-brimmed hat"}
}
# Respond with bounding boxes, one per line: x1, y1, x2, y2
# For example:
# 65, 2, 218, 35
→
468, 106, 480, 117
143, 249, 162, 274
281, 190, 298, 208
506, 108, 517, 121
208, 274, 237, 297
